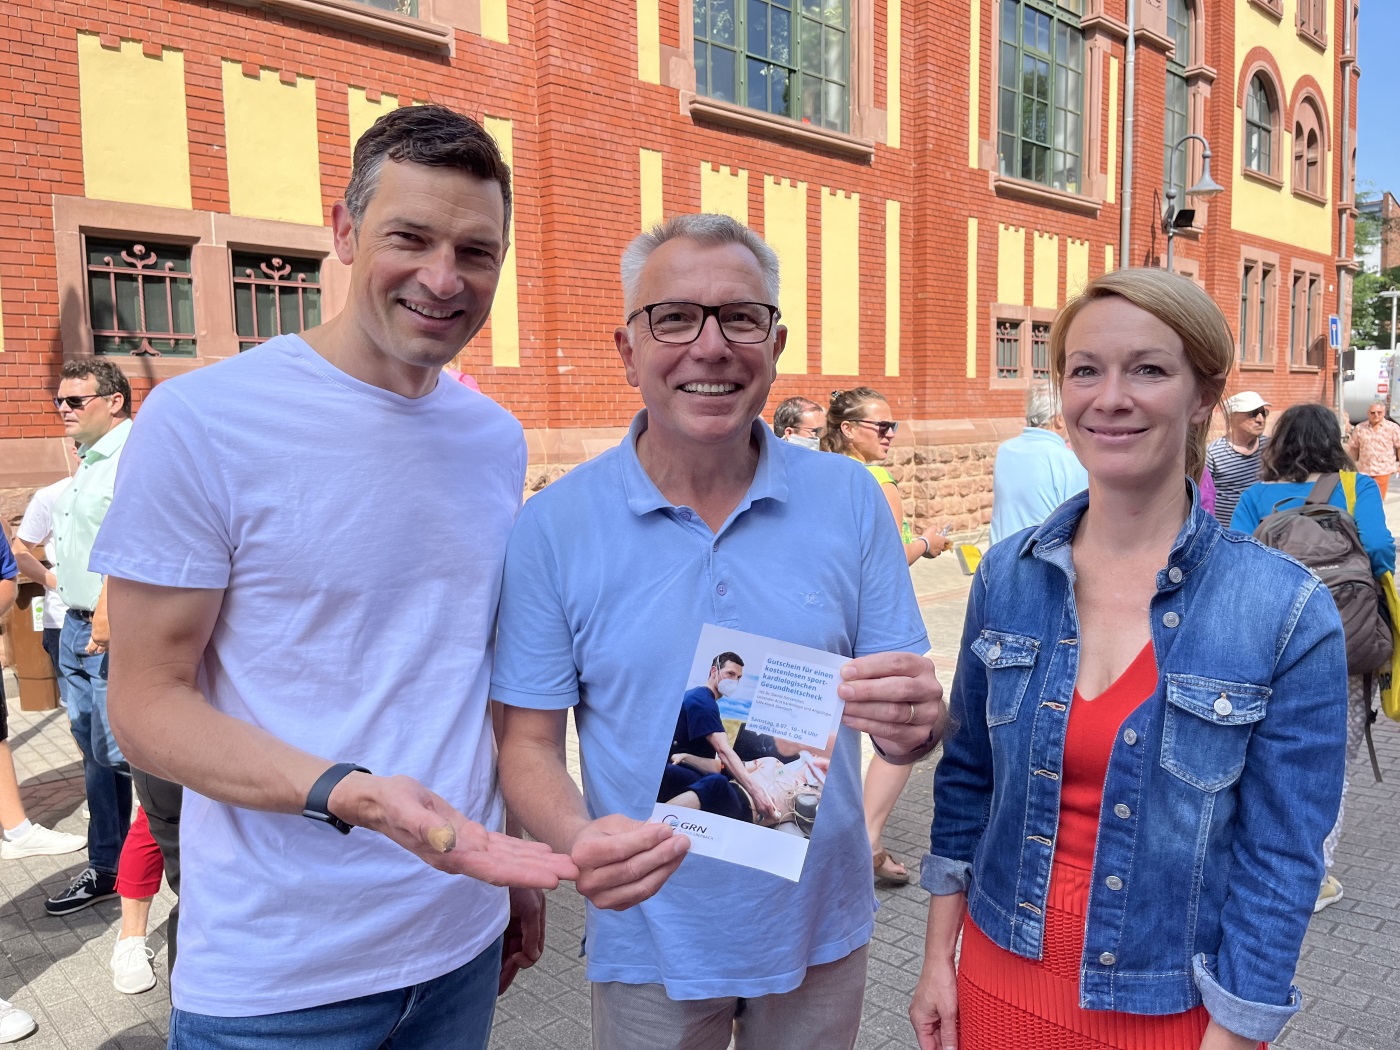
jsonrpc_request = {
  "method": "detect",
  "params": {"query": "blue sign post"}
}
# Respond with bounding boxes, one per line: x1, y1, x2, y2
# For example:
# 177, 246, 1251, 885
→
1330, 314, 1341, 350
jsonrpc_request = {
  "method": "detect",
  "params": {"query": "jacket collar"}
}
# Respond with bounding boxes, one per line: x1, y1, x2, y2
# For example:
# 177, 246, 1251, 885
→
1019, 476, 1220, 584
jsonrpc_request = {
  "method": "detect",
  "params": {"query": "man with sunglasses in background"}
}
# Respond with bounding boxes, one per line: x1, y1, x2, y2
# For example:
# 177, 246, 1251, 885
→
493, 213, 945, 1049
1206, 390, 1271, 527
44, 358, 134, 915
1346, 400, 1400, 499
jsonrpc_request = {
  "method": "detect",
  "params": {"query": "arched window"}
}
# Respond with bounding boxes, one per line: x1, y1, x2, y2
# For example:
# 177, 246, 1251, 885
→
1291, 95, 1326, 197
1244, 76, 1274, 176
1164, 0, 1193, 202
1306, 129, 1320, 193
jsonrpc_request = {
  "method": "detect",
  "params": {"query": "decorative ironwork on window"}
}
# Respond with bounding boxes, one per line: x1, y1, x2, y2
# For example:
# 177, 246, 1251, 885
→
350, 0, 419, 16
693, 0, 850, 133
86, 240, 196, 357
232, 253, 322, 352
998, 0, 1084, 194
1030, 322, 1051, 379
996, 321, 1024, 379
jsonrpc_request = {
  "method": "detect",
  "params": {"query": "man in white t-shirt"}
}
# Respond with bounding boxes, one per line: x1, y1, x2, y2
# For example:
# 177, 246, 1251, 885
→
89, 105, 575, 1048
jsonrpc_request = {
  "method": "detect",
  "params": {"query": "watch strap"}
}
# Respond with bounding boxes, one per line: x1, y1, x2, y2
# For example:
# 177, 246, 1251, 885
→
303, 762, 371, 834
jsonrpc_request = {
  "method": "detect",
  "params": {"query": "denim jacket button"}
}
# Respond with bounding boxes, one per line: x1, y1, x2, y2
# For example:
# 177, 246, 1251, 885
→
1162, 611, 1181, 628
1168, 566, 1183, 583
1123, 728, 1138, 745
1106, 876, 1124, 891
988, 643, 1002, 660
1114, 803, 1131, 819
1214, 695, 1233, 716
1099, 952, 1117, 966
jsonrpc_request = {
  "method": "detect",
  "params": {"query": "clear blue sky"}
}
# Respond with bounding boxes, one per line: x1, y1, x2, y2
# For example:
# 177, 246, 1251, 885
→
1358, 4, 1400, 195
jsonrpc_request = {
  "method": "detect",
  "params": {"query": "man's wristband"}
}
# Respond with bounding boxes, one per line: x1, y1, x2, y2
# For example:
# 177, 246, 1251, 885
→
870, 726, 941, 767
917, 536, 932, 558
303, 762, 371, 834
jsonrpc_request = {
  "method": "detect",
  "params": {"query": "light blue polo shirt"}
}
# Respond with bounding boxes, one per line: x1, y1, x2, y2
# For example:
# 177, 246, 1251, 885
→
988, 426, 1089, 544
491, 413, 930, 1000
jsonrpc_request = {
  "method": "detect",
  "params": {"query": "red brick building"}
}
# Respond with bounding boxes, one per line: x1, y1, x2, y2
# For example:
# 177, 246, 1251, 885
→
0, 0, 1363, 529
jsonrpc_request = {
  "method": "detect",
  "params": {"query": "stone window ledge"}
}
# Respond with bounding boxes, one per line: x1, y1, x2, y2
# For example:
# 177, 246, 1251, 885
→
1238, 361, 1275, 371
1247, 0, 1283, 22
1289, 365, 1322, 374
1243, 167, 1284, 191
992, 175, 1102, 217
685, 95, 876, 162
1292, 187, 1328, 207
222, 0, 454, 55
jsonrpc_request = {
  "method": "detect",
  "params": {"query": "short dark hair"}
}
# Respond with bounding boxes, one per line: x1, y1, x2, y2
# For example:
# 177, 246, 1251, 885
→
60, 358, 131, 417
1260, 403, 1355, 482
711, 652, 744, 671
345, 105, 512, 233
773, 396, 821, 437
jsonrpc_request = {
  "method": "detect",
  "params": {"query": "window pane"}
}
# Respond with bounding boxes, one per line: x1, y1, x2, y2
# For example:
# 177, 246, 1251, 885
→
747, 57, 769, 109
770, 65, 791, 114
801, 0, 820, 16
711, 46, 737, 101
695, 41, 710, 93
823, 79, 846, 131
771, 7, 791, 63
800, 18, 822, 73
89, 272, 115, 332
824, 23, 845, 82
711, 0, 736, 44
748, 0, 769, 56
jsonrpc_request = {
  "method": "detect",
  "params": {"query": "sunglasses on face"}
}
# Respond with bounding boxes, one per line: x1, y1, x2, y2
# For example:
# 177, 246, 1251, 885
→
1249, 408, 1269, 420
53, 394, 108, 411
853, 419, 899, 438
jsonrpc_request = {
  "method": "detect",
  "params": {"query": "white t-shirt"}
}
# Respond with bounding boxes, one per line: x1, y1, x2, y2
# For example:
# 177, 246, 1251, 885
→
16, 477, 72, 628
89, 335, 526, 1016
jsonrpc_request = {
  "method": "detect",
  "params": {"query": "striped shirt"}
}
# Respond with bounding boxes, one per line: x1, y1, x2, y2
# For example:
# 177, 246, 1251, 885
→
1206, 435, 1268, 528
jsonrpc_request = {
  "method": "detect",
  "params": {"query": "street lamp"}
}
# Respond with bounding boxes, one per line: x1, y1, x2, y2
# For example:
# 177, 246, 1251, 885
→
1164, 133, 1225, 273
1379, 290, 1400, 352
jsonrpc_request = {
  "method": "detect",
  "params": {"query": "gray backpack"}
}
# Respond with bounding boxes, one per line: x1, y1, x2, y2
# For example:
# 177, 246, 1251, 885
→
1252, 473, 1393, 676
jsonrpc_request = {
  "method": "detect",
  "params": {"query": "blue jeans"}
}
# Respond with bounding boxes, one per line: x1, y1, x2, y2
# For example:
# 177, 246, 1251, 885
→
59, 611, 131, 875
168, 935, 503, 1049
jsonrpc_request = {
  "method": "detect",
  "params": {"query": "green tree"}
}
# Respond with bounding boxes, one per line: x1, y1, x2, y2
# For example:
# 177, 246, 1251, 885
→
1352, 267, 1400, 348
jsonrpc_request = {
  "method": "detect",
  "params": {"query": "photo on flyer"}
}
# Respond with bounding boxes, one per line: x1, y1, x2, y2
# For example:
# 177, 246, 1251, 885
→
650, 623, 847, 881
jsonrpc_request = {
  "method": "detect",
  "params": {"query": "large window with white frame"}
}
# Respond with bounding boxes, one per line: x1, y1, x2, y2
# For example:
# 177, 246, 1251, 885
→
692, 0, 851, 133
998, 0, 1084, 194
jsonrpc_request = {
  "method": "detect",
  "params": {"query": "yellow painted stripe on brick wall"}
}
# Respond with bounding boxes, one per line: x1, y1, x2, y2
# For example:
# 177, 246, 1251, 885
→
485, 116, 520, 368
966, 218, 979, 378
348, 87, 399, 159
888, 0, 902, 150
700, 164, 749, 224
765, 177, 808, 374
1105, 244, 1115, 274
885, 199, 900, 375
222, 61, 321, 225
640, 149, 664, 229
638, 0, 660, 83
481, 0, 509, 43
1066, 239, 1090, 298
1107, 55, 1120, 204
968, 0, 981, 167
78, 35, 192, 210
997, 225, 1026, 307
1033, 232, 1059, 310
821, 188, 861, 375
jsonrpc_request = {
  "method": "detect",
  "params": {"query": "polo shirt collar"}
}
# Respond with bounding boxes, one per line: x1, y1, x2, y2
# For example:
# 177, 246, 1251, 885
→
619, 411, 789, 518
1019, 426, 1068, 445
80, 418, 132, 461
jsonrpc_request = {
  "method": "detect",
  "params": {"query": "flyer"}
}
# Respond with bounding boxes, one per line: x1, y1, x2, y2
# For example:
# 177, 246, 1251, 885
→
650, 623, 847, 881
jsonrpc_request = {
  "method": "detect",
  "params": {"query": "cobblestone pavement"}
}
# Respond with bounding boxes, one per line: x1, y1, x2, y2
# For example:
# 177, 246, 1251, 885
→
5, 513, 1400, 1048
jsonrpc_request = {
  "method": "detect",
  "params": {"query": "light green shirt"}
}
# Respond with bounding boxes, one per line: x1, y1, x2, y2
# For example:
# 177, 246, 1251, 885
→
52, 418, 132, 612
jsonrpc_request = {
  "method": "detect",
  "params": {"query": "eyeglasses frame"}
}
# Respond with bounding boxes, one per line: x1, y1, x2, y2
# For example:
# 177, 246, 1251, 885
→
624, 301, 781, 345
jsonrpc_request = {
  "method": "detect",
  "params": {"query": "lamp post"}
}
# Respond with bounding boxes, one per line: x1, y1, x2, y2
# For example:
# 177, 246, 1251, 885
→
1164, 134, 1226, 273
1379, 289, 1400, 352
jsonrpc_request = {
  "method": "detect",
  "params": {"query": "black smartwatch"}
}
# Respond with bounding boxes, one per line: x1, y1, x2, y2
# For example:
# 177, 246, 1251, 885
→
303, 762, 371, 834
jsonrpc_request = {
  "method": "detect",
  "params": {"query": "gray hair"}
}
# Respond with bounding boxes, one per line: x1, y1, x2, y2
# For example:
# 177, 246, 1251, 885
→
1026, 384, 1061, 428
619, 214, 780, 313
773, 396, 821, 436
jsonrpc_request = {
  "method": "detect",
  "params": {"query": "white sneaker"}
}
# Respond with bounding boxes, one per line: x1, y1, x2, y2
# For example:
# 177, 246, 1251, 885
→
0, 999, 36, 1043
1314, 874, 1345, 913
81, 803, 89, 820
110, 936, 156, 995
0, 823, 87, 860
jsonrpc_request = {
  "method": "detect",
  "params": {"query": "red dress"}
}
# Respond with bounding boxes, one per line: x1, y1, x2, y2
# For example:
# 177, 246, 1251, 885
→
956, 643, 1266, 1049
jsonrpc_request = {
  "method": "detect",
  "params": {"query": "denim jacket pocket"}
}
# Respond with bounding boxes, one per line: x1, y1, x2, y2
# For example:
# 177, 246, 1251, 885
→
972, 630, 1041, 727
1161, 675, 1271, 791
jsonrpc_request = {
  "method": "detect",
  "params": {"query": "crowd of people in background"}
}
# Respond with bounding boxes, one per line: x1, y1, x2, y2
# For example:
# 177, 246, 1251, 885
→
0, 103, 1383, 1050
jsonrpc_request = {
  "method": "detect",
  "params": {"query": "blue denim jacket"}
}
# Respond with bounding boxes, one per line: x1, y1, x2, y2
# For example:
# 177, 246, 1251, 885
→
921, 485, 1348, 1043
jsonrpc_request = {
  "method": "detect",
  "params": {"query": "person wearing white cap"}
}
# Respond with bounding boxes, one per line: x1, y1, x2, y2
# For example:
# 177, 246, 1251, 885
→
1205, 390, 1270, 526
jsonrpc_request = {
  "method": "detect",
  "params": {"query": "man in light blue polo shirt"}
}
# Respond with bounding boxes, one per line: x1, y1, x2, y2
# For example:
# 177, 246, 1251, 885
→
988, 383, 1089, 544
494, 214, 946, 1049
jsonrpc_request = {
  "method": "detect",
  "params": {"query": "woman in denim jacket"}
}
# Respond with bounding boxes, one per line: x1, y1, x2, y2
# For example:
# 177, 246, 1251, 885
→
910, 270, 1348, 1050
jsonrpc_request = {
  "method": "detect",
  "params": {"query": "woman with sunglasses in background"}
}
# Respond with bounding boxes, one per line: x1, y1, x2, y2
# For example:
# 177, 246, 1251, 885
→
823, 387, 950, 886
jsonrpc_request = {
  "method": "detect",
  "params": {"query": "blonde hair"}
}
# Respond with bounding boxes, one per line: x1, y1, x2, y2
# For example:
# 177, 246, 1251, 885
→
1049, 269, 1233, 481
821, 387, 886, 456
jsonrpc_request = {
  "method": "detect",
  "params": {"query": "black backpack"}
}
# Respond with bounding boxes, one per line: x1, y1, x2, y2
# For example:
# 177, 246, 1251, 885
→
1252, 473, 1393, 676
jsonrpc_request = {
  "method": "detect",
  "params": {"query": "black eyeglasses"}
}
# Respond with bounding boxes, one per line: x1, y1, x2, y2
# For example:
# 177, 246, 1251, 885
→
1249, 408, 1269, 420
791, 425, 823, 438
854, 419, 899, 438
625, 301, 780, 344
53, 394, 108, 411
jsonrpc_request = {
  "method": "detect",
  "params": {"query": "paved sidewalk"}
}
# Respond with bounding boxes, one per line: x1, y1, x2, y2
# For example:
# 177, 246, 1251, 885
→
4, 514, 1400, 1047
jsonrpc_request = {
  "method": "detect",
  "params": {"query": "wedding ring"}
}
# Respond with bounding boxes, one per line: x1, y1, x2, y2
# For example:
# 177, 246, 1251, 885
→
904, 702, 917, 724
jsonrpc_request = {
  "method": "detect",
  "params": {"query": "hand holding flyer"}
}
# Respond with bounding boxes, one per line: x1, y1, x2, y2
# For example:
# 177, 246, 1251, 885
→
650, 624, 848, 881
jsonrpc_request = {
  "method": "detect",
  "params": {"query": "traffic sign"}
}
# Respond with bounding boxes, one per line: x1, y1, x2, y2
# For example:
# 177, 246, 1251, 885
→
1329, 314, 1341, 350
